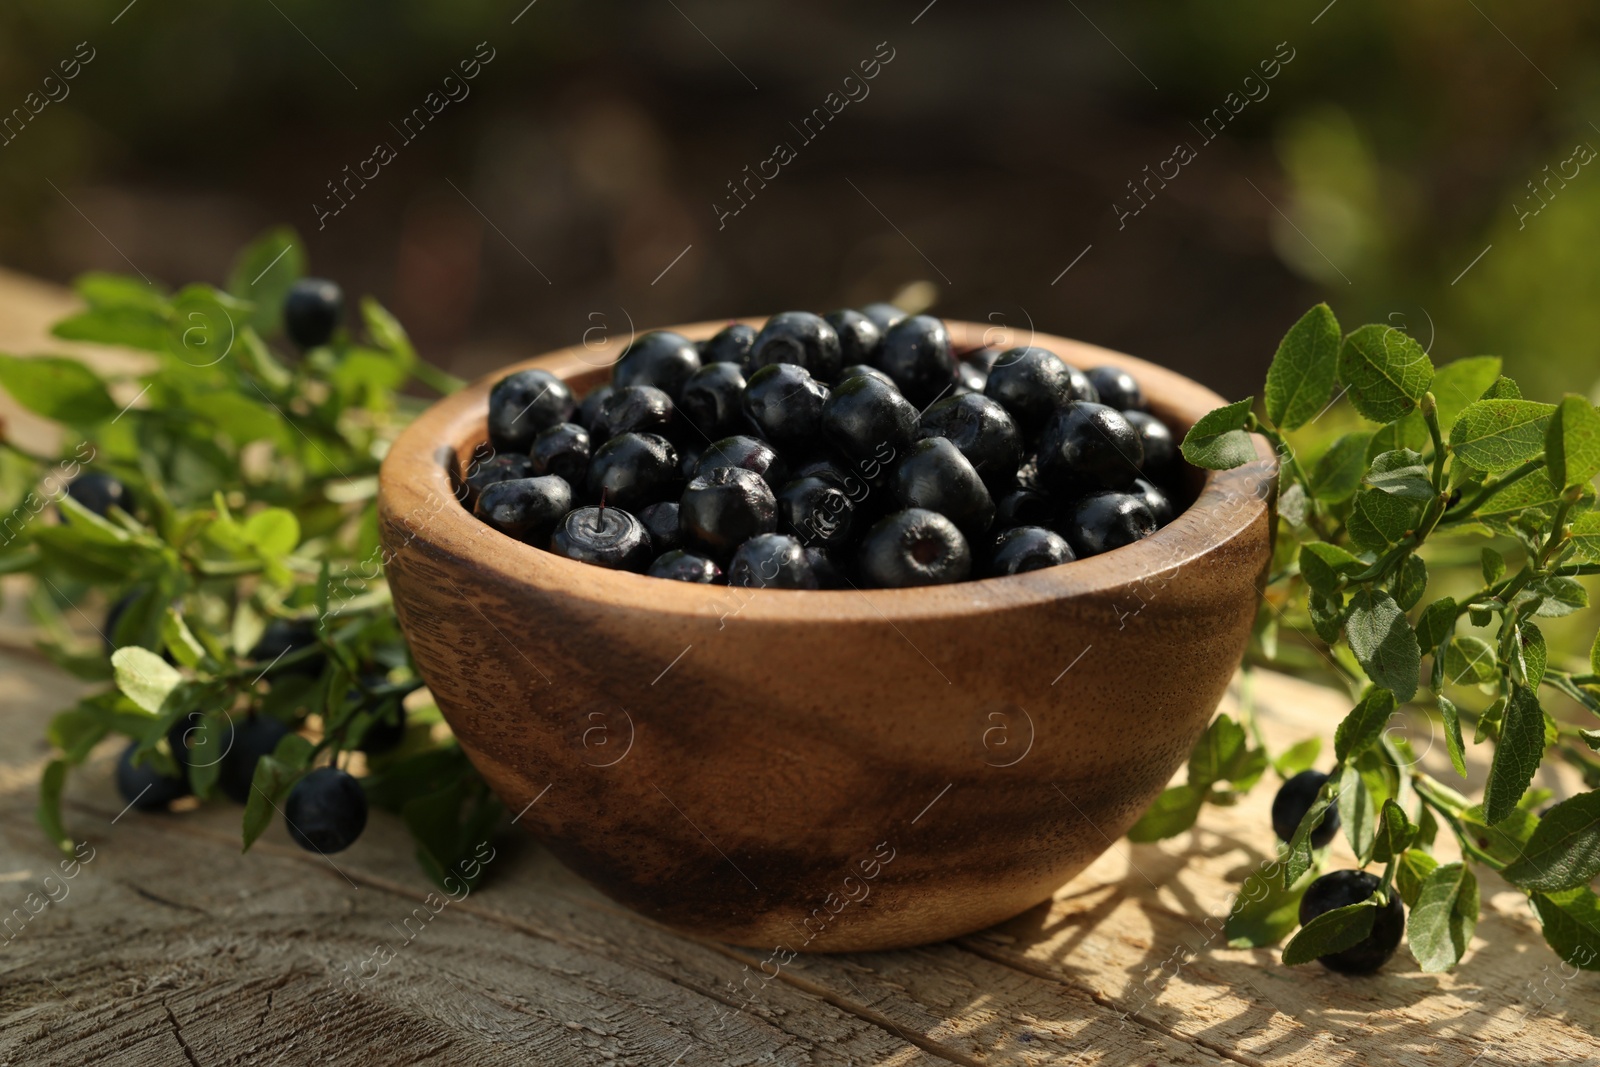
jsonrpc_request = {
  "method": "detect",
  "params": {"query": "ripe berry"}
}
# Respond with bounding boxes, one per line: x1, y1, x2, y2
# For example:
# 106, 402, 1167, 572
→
858, 508, 972, 587
820, 374, 918, 467
587, 433, 681, 511
283, 278, 343, 349
984, 347, 1086, 439
920, 394, 1023, 493
874, 315, 955, 406
804, 545, 847, 588
475, 476, 572, 543
955, 361, 988, 395
66, 472, 129, 518
824, 309, 883, 365
638, 501, 683, 553
219, 715, 293, 804
1271, 769, 1341, 848
649, 549, 723, 583
613, 331, 701, 400
858, 302, 906, 334
727, 533, 818, 588
750, 312, 842, 382
1062, 491, 1157, 557
465, 454, 535, 500
679, 466, 777, 554
596, 384, 675, 439
892, 437, 995, 536
576, 384, 614, 433
488, 369, 575, 452
551, 506, 652, 570
702, 322, 756, 366
1297, 870, 1405, 975
1036, 403, 1143, 492
1086, 366, 1146, 412
1124, 410, 1175, 472
530, 423, 592, 487
994, 486, 1058, 529
250, 618, 325, 678
777, 475, 855, 549
838, 364, 895, 387
986, 526, 1074, 577
116, 741, 190, 811
678, 363, 747, 440
696, 435, 786, 489
283, 766, 368, 854
1131, 477, 1175, 525
743, 363, 829, 447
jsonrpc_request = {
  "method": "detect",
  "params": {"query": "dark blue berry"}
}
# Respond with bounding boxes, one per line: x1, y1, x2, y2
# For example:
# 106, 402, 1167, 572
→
1086, 366, 1146, 412
1272, 770, 1341, 848
678, 363, 747, 440
874, 315, 955, 407
858, 508, 971, 588
1062, 491, 1156, 557
777, 475, 855, 549
920, 394, 1023, 493
283, 278, 343, 349
638, 501, 683, 554
1131, 477, 1175, 525
820, 374, 919, 468
283, 766, 368, 854
465, 454, 535, 501
1297, 870, 1405, 975
66, 472, 129, 518
727, 533, 818, 589
488, 369, 575, 452
984, 348, 1092, 439
551, 506, 652, 571
613, 331, 701, 400
824, 309, 883, 365
116, 741, 190, 811
219, 715, 293, 804
1124, 410, 1175, 473
1036, 403, 1143, 492
892, 437, 995, 536
530, 423, 592, 487
986, 526, 1074, 577
702, 322, 756, 366
679, 466, 777, 555
750, 312, 842, 382
596, 385, 675, 439
858, 302, 906, 334
743, 363, 829, 448
587, 433, 681, 511
994, 486, 1058, 529
649, 549, 723, 583
576, 385, 614, 433
696, 435, 786, 490
804, 546, 847, 588
473, 475, 573, 543
955, 361, 988, 395
838, 364, 895, 387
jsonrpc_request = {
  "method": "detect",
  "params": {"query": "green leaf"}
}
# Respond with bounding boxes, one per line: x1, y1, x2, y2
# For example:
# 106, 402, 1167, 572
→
1481, 548, 1506, 584
241, 733, 315, 852
1481, 374, 1522, 400
1521, 575, 1589, 619
1572, 511, 1600, 564
1227, 864, 1317, 948
1439, 696, 1468, 778
36, 758, 71, 854
0, 353, 118, 425
1477, 469, 1590, 536
111, 647, 183, 716
1373, 798, 1417, 864
1392, 554, 1427, 611
1127, 784, 1204, 842
1345, 588, 1421, 701
1407, 862, 1479, 972
1430, 355, 1503, 430
362, 298, 417, 368
243, 508, 301, 560
1337, 324, 1434, 424
1179, 398, 1257, 470
1448, 399, 1556, 473
1311, 432, 1373, 502
1515, 622, 1547, 689
1366, 412, 1429, 462
1443, 636, 1497, 688
1282, 898, 1379, 965
1338, 761, 1377, 863
1274, 737, 1322, 779
228, 227, 304, 335
1546, 394, 1600, 489
1285, 774, 1341, 886
1347, 482, 1426, 550
1364, 449, 1434, 501
75, 271, 167, 311
1265, 304, 1341, 430
1484, 685, 1547, 825
184, 710, 235, 800
51, 306, 171, 353
1298, 541, 1363, 595
1396, 848, 1440, 908
1335, 687, 1398, 762
1502, 790, 1600, 892
1414, 597, 1457, 654
1530, 888, 1600, 971
161, 608, 207, 669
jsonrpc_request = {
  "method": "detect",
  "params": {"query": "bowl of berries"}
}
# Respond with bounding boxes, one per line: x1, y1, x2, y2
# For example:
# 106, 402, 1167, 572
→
378, 308, 1277, 951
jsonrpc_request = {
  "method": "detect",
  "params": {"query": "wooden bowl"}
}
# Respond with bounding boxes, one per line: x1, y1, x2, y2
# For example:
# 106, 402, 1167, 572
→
378, 319, 1276, 951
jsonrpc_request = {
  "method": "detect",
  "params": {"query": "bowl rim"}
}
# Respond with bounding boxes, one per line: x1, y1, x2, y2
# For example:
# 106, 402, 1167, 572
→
378, 318, 1278, 624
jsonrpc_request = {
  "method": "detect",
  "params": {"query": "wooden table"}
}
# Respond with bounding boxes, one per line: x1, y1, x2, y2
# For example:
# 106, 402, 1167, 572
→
1, 272, 1596, 1067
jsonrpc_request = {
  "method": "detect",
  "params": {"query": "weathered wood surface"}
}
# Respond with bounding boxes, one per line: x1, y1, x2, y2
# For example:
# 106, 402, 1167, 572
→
2, 272, 1598, 1066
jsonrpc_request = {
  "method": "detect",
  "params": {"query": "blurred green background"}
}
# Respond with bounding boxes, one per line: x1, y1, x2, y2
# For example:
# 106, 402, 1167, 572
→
2, 0, 1598, 404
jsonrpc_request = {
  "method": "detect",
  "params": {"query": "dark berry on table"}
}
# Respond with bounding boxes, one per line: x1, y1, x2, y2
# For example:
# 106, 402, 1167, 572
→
66, 472, 129, 518
474, 475, 573, 543
986, 526, 1075, 577
804, 546, 847, 588
613, 331, 701, 400
679, 466, 778, 554
678, 363, 747, 440
750, 311, 843, 382
576, 384, 614, 433
550, 506, 653, 570
1124, 410, 1175, 472
250, 618, 324, 678
983, 347, 1080, 439
838, 364, 895, 387
696, 435, 786, 489
858, 302, 906, 334
920, 394, 1023, 494
892, 437, 995, 536
874, 314, 956, 407
1297, 870, 1405, 975
283, 277, 344, 349
1271, 769, 1341, 848
465, 453, 535, 499
587, 433, 681, 512
820, 374, 919, 468
1086, 366, 1146, 412
955, 361, 988, 395
596, 384, 675, 439
727, 533, 818, 589
743, 363, 829, 447
1131, 477, 1175, 525
1062, 490, 1157, 557
218, 715, 294, 804
824, 309, 884, 365
284, 766, 368, 854
530, 422, 592, 487
777, 475, 855, 549
649, 549, 723, 583
488, 369, 575, 452
994, 486, 1058, 529
702, 322, 756, 366
638, 501, 683, 554
1036, 403, 1143, 492
116, 741, 190, 811
858, 508, 972, 588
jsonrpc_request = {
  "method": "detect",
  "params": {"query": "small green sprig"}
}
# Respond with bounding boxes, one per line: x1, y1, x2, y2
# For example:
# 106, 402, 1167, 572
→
1129, 303, 1600, 973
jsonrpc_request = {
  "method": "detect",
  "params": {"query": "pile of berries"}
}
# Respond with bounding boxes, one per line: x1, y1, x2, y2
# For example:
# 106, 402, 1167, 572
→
467, 307, 1181, 588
